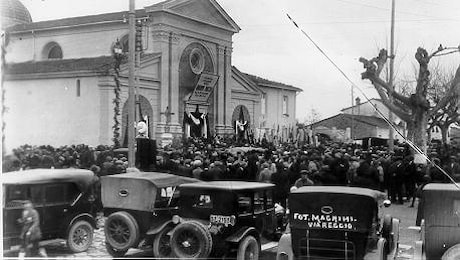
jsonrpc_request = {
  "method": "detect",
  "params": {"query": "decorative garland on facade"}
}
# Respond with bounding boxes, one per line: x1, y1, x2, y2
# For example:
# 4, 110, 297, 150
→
112, 59, 122, 148
1, 33, 9, 156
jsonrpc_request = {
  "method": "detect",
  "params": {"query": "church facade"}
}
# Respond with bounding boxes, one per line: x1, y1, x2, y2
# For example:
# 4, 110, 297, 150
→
2, 0, 301, 151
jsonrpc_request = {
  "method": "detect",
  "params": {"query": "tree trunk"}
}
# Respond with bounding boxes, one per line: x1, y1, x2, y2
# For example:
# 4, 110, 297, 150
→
406, 121, 415, 144
413, 109, 428, 154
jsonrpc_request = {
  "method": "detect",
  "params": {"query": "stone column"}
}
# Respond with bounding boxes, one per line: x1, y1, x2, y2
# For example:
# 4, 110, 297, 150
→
168, 32, 181, 134
224, 46, 234, 135
151, 30, 170, 138
151, 30, 181, 139
215, 44, 226, 135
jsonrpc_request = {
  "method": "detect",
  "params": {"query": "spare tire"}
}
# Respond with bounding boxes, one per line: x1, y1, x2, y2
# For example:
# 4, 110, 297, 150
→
104, 211, 140, 251
170, 221, 212, 258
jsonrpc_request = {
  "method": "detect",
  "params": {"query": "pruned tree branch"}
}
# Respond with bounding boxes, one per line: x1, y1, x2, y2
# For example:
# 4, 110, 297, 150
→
373, 83, 411, 122
429, 65, 460, 116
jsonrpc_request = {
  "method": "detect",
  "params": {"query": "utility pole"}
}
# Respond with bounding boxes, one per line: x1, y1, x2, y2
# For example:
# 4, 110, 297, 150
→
351, 85, 354, 142
388, 0, 396, 152
127, 0, 136, 167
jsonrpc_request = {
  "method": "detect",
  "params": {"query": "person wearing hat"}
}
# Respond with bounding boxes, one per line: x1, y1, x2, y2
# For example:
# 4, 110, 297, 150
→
294, 169, 314, 188
445, 155, 460, 182
258, 163, 272, 183
388, 156, 404, 204
429, 157, 448, 183
192, 160, 203, 179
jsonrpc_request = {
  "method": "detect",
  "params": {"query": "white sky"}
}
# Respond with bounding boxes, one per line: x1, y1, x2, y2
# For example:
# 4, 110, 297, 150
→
21, 0, 460, 122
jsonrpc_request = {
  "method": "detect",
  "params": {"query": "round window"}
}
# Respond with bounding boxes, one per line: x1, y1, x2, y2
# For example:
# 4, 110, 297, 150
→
189, 48, 205, 74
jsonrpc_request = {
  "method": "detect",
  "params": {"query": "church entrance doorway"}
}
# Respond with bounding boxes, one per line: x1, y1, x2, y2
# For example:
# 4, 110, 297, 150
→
178, 43, 216, 139
232, 105, 251, 143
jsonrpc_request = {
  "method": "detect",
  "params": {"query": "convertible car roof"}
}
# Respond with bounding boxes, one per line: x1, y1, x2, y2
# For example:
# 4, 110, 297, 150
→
292, 186, 386, 200
2, 168, 95, 191
180, 181, 275, 191
102, 172, 199, 188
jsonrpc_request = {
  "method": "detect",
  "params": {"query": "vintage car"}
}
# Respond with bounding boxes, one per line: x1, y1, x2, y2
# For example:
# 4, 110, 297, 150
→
277, 186, 399, 260
2, 168, 99, 253
101, 171, 199, 257
414, 183, 460, 259
168, 181, 277, 259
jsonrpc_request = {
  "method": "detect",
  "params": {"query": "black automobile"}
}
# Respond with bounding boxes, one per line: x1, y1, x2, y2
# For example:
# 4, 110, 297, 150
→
277, 186, 399, 260
3, 168, 99, 254
168, 181, 278, 259
414, 183, 460, 259
101, 171, 200, 257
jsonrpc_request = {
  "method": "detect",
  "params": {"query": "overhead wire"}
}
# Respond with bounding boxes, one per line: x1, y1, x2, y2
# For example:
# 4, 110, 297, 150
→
285, 13, 460, 189
332, 0, 451, 20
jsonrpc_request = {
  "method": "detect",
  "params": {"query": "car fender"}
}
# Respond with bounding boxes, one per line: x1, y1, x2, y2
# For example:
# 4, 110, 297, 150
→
276, 233, 293, 260
68, 213, 97, 231
146, 220, 173, 236
388, 218, 400, 259
376, 237, 386, 260
225, 227, 260, 244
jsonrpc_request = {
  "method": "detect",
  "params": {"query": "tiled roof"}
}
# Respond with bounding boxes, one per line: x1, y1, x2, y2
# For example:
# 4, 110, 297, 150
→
241, 71, 302, 92
6, 9, 148, 32
340, 98, 382, 111
5, 53, 159, 75
312, 114, 390, 129
5, 56, 115, 75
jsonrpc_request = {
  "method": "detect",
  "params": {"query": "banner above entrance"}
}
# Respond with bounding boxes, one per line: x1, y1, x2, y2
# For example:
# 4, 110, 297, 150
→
188, 72, 219, 103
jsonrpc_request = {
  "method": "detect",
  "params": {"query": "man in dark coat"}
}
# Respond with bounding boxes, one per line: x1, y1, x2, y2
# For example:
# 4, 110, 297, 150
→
136, 138, 157, 172
271, 163, 289, 208
18, 201, 46, 257
388, 156, 405, 204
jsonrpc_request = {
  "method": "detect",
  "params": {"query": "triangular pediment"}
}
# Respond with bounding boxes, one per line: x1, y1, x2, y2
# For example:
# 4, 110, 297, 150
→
231, 66, 262, 95
146, 0, 240, 33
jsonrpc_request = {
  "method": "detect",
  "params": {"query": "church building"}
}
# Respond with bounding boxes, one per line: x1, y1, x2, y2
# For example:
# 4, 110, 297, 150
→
2, 0, 301, 151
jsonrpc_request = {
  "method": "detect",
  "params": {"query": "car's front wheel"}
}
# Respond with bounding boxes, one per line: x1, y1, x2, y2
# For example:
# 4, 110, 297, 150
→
67, 220, 94, 253
153, 225, 173, 258
237, 235, 260, 260
104, 211, 140, 251
170, 221, 212, 258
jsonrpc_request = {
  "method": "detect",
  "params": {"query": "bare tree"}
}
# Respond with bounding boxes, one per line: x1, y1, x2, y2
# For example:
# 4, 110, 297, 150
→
304, 108, 321, 126
427, 64, 460, 145
359, 46, 460, 153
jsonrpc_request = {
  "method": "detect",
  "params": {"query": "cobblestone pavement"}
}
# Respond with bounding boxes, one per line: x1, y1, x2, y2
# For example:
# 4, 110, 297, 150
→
4, 201, 420, 259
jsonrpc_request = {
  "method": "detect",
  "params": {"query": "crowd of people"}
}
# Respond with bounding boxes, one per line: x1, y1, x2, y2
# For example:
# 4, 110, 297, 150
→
4, 136, 460, 208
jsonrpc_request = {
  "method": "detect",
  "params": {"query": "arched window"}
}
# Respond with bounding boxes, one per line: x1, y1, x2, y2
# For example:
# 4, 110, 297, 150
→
42, 42, 63, 60
120, 34, 129, 53
48, 45, 63, 59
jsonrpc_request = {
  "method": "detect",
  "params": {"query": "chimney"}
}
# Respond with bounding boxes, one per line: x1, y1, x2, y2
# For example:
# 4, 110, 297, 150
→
355, 97, 361, 115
